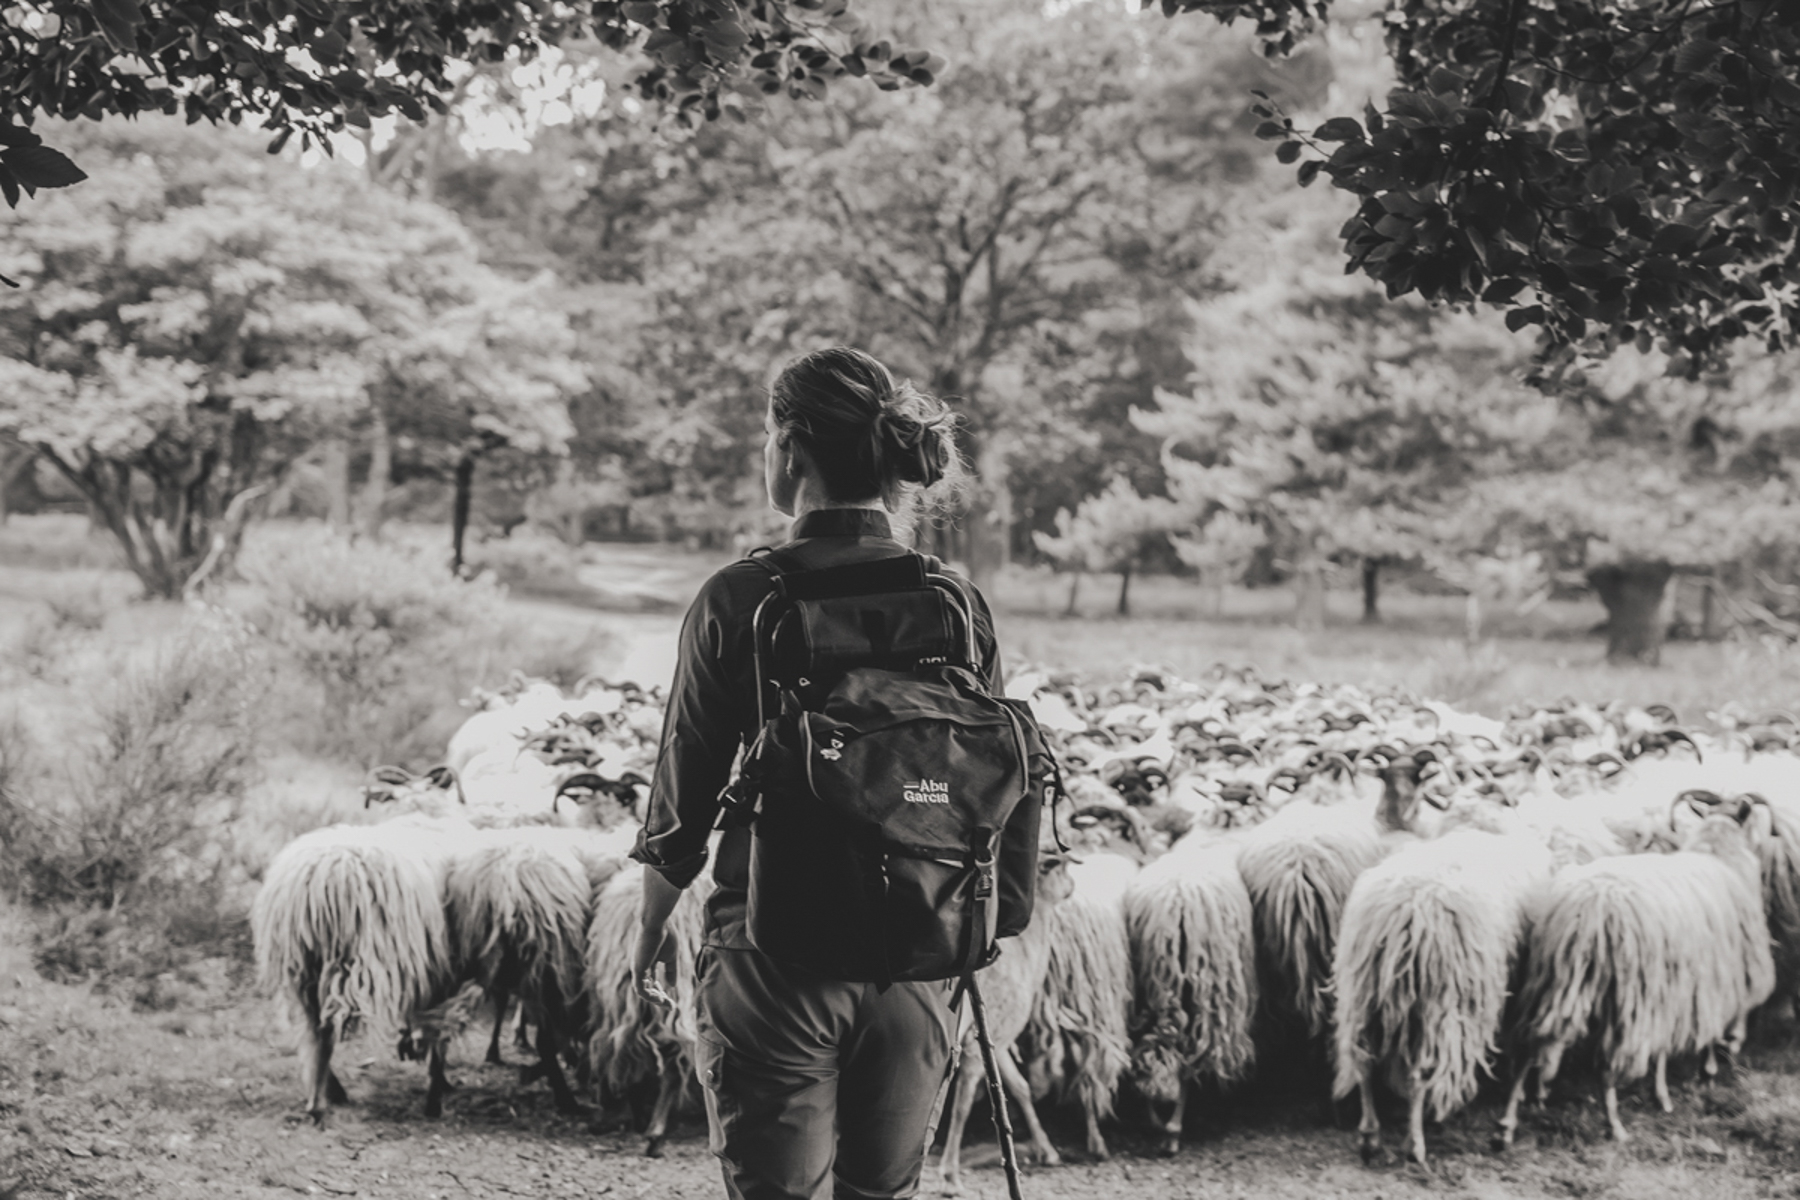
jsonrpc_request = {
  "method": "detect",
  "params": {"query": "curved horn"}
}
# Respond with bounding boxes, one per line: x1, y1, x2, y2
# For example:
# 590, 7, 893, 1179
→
1670, 788, 1724, 828
366, 764, 416, 787
1666, 729, 1704, 763
424, 764, 466, 805
1644, 703, 1680, 725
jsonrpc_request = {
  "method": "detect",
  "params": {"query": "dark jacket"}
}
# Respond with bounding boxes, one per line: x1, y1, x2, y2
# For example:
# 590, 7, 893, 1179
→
630, 507, 1002, 947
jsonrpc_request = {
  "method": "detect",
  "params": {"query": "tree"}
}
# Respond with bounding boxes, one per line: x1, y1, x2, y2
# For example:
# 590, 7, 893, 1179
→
1135, 187, 1528, 629
1189, 0, 1800, 363
0, 117, 576, 595
0, 0, 943, 214
1448, 346, 1800, 663
1033, 477, 1178, 617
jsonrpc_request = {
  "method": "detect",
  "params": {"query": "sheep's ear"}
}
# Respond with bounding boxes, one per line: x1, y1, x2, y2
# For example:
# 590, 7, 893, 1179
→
1742, 794, 1775, 849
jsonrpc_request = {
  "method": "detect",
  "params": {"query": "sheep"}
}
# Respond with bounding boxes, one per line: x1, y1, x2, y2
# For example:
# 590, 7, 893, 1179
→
584, 862, 711, 1157
437, 824, 615, 1114
1235, 795, 1387, 1040
937, 854, 1076, 1193
1020, 850, 1136, 1162
250, 815, 468, 1123
1498, 794, 1776, 1147
1121, 828, 1259, 1156
1331, 821, 1552, 1166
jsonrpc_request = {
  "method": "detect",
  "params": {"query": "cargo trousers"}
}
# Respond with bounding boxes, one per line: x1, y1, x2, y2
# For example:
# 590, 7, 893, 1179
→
694, 944, 957, 1200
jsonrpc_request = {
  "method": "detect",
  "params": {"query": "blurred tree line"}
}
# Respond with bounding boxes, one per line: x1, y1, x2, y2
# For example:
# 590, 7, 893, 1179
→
2, 0, 1799, 664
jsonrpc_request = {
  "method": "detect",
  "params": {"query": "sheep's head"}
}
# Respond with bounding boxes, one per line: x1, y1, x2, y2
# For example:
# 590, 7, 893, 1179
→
1677, 791, 1772, 862
1369, 746, 1444, 831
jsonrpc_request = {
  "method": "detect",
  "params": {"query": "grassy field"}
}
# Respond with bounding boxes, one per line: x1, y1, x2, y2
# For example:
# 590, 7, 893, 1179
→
6, 514, 1800, 1198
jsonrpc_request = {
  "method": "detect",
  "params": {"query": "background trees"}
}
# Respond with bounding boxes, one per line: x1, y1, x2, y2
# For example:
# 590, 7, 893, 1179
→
0, 118, 581, 596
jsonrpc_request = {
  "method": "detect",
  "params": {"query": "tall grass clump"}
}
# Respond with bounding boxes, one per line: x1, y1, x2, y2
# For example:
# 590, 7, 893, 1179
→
233, 524, 610, 766
0, 618, 265, 984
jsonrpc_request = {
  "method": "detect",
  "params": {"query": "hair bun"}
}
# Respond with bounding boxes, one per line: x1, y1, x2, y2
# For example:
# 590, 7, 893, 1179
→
874, 403, 945, 488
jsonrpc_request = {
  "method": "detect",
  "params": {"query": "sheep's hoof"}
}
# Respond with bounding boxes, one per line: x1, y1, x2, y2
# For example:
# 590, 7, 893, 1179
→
424, 1095, 444, 1119
1407, 1145, 1428, 1167
325, 1074, 349, 1105
306, 1108, 328, 1130
486, 1048, 506, 1066
937, 1171, 965, 1196
1608, 1125, 1631, 1144
1036, 1147, 1063, 1168
1358, 1136, 1381, 1166
1155, 1136, 1179, 1158
1492, 1129, 1515, 1154
643, 1136, 665, 1159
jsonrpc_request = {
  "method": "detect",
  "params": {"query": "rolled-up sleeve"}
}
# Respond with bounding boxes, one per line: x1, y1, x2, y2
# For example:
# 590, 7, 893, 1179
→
632, 573, 748, 889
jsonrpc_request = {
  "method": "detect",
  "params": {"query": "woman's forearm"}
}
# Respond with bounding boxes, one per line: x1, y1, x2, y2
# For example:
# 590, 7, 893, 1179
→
640, 865, 684, 946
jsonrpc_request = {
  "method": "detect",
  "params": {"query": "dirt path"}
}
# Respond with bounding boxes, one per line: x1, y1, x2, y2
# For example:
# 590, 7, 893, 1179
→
6, 921, 1800, 1200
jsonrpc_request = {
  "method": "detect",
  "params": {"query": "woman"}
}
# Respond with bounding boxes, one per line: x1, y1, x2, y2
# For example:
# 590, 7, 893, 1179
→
630, 346, 1000, 1200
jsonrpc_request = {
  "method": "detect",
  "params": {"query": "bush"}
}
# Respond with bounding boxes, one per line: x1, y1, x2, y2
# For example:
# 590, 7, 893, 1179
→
232, 523, 611, 765
234, 524, 508, 765
0, 626, 262, 913
0, 618, 265, 984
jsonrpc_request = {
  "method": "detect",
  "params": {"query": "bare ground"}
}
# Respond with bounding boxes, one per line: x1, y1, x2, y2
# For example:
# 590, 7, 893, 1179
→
7, 913, 1800, 1200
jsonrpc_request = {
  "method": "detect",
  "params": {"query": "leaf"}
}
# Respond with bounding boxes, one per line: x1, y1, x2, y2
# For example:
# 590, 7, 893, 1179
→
1505, 305, 1545, 331
0, 165, 18, 209
1482, 278, 1528, 303
1, 145, 87, 190
1313, 117, 1363, 142
1275, 140, 1301, 164
91, 0, 143, 51
1254, 119, 1286, 140
1297, 160, 1321, 187
312, 26, 347, 63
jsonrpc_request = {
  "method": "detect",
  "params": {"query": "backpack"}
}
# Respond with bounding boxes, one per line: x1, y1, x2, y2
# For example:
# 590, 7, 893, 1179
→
718, 548, 1058, 986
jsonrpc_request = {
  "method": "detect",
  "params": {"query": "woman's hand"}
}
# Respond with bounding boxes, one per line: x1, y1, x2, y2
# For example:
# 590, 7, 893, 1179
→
634, 925, 678, 1008
635, 867, 685, 1009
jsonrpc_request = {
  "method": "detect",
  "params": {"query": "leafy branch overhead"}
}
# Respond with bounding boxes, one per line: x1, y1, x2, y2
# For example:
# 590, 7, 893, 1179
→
0, 0, 941, 202
1232, 0, 1800, 364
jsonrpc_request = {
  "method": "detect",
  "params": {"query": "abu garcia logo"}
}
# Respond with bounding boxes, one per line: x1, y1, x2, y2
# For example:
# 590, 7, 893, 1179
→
903, 779, 951, 804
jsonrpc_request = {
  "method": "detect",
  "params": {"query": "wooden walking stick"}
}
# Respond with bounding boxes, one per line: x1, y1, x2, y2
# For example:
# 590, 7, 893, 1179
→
965, 969, 1026, 1200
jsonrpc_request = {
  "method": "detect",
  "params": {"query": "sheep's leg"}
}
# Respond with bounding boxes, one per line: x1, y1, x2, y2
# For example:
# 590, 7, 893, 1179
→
1654, 1053, 1673, 1114
1405, 1066, 1428, 1166
642, 1055, 683, 1158
303, 1018, 337, 1126
1602, 1068, 1629, 1143
1497, 1059, 1533, 1151
937, 1056, 983, 1195
999, 1049, 1061, 1167
325, 1070, 349, 1106
1356, 1066, 1382, 1165
1537, 1041, 1567, 1105
1156, 1086, 1187, 1158
424, 1038, 453, 1119
1703, 1045, 1719, 1082
485, 990, 508, 1066
532, 1020, 584, 1116
513, 1003, 534, 1055
1081, 1086, 1109, 1162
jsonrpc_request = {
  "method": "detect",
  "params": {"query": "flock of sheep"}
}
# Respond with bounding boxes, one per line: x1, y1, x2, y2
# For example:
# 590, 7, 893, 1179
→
248, 664, 1800, 1180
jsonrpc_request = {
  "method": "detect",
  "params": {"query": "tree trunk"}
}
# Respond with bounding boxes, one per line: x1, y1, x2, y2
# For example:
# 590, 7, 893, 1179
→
451, 452, 476, 576
321, 436, 351, 530
0, 440, 33, 524
1116, 563, 1133, 617
1587, 561, 1674, 665
1701, 577, 1723, 641
962, 442, 1010, 596
1064, 571, 1080, 617
1361, 557, 1382, 624
359, 411, 391, 538
1293, 557, 1327, 632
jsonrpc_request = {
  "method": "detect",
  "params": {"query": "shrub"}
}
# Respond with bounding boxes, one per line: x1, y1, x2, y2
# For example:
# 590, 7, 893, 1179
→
231, 523, 612, 766
0, 625, 262, 914
234, 524, 509, 765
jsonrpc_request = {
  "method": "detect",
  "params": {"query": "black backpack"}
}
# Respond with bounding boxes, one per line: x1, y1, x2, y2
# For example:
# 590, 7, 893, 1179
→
719, 548, 1057, 986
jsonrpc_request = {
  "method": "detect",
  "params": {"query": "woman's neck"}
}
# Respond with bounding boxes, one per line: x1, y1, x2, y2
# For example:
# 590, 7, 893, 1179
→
789, 478, 884, 518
